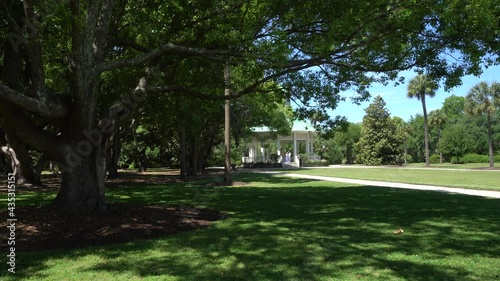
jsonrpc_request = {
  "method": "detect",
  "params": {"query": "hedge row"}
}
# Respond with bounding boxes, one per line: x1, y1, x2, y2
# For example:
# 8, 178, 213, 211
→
462, 153, 500, 163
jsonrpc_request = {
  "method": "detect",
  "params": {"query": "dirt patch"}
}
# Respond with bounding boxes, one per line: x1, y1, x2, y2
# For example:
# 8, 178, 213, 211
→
0, 168, 249, 192
0, 203, 225, 252
0, 169, 251, 252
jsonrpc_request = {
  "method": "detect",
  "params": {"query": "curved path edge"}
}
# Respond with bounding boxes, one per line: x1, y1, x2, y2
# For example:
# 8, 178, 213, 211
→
285, 173, 500, 199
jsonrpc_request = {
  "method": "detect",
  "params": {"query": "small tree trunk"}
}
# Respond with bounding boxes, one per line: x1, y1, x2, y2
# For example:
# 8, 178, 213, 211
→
53, 146, 107, 215
223, 63, 232, 185
404, 141, 408, 165
487, 115, 494, 168
421, 95, 430, 167
438, 129, 443, 164
180, 122, 187, 179
106, 134, 121, 179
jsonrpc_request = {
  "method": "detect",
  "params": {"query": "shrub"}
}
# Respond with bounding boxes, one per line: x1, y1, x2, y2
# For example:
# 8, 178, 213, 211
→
303, 159, 330, 167
429, 154, 441, 164
462, 153, 489, 163
404, 154, 413, 164
320, 147, 343, 165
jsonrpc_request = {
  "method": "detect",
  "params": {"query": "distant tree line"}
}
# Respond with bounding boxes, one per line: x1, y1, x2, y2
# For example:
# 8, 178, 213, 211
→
318, 80, 500, 167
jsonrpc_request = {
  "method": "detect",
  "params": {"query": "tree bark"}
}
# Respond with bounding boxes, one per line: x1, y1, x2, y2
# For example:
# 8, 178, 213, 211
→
53, 145, 107, 215
223, 64, 232, 185
0, 155, 9, 173
421, 95, 430, 167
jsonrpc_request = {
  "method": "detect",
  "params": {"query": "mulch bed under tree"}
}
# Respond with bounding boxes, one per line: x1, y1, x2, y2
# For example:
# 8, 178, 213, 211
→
0, 170, 227, 252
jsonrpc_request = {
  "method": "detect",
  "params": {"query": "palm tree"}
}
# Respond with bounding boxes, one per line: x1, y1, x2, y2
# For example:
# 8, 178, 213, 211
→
465, 82, 500, 168
407, 74, 438, 167
428, 109, 448, 164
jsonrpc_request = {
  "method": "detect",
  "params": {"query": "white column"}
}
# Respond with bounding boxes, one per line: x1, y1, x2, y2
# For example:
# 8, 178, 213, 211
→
262, 146, 265, 162
277, 136, 281, 156
310, 133, 315, 158
306, 132, 310, 158
293, 132, 298, 164
254, 141, 258, 162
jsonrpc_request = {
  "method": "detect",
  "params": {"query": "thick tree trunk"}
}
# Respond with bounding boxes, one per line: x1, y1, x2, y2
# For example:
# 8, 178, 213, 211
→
35, 153, 51, 185
223, 64, 232, 185
7, 135, 40, 185
0, 130, 12, 174
53, 146, 107, 215
0, 144, 36, 185
0, 153, 10, 174
1, 129, 40, 185
487, 115, 494, 168
0, 146, 18, 175
421, 95, 430, 167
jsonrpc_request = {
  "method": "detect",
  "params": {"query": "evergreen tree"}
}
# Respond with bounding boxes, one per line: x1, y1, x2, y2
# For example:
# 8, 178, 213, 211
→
440, 123, 473, 163
355, 96, 403, 165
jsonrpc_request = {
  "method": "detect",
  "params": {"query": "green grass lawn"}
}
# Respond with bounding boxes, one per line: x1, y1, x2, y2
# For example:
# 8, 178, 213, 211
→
1, 172, 500, 280
292, 167, 500, 191
404, 163, 496, 169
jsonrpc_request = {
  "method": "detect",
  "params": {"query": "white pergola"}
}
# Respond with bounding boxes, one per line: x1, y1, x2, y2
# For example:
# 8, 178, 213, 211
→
242, 120, 320, 166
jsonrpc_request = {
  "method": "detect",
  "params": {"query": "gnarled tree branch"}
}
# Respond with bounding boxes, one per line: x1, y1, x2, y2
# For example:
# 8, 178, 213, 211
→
96, 43, 243, 73
0, 84, 67, 117
0, 102, 63, 161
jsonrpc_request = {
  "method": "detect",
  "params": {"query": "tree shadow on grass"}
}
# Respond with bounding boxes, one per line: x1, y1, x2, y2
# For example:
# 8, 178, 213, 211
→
2, 172, 499, 281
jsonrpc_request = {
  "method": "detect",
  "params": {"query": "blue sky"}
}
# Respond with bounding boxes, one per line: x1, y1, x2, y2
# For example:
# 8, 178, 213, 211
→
332, 65, 500, 123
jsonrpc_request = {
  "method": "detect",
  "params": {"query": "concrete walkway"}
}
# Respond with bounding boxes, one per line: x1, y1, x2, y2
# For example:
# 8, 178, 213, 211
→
284, 173, 500, 199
